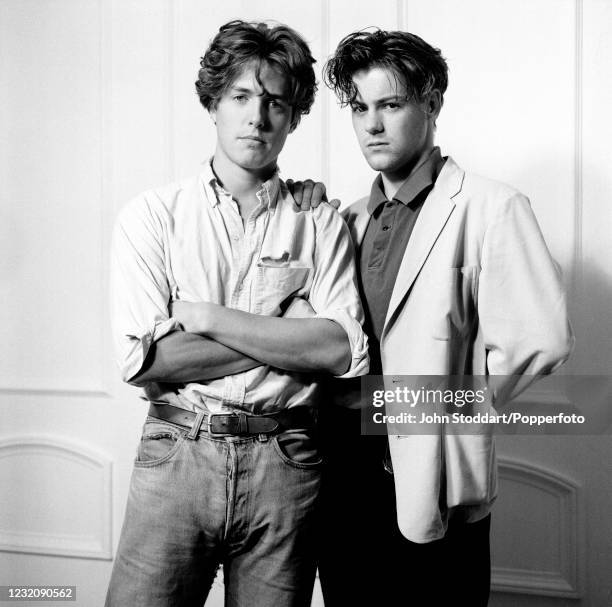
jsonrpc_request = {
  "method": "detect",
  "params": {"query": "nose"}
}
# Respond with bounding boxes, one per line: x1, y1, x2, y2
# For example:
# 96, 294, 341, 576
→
364, 110, 383, 135
248, 99, 266, 129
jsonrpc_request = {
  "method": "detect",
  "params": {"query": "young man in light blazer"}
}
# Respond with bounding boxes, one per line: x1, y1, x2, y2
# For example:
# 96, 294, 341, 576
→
297, 29, 573, 605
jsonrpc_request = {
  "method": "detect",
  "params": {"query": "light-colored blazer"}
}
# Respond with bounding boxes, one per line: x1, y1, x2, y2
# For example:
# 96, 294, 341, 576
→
343, 157, 574, 543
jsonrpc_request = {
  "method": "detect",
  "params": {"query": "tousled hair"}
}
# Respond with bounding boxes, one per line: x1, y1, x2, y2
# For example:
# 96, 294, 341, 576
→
196, 20, 317, 127
324, 29, 448, 107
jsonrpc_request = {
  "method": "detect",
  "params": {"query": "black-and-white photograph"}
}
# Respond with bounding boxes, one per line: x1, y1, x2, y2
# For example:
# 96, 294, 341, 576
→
1, 1, 611, 606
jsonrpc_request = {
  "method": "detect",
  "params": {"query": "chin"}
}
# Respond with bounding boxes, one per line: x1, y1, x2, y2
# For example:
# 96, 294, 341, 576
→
232, 153, 270, 171
365, 158, 396, 172
362, 151, 395, 172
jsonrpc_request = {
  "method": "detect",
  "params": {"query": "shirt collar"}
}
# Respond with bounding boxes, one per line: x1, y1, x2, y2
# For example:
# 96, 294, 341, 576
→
367, 147, 445, 215
201, 158, 281, 211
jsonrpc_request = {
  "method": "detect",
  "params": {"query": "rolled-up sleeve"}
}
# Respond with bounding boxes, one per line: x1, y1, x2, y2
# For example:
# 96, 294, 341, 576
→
110, 196, 181, 383
310, 206, 369, 378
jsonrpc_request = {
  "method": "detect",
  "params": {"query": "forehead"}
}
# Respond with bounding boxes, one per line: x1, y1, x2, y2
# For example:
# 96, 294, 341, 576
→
229, 61, 290, 97
352, 66, 408, 100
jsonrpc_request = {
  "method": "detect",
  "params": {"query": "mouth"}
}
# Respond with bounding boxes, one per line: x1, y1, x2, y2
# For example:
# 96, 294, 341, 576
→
366, 141, 388, 148
239, 136, 267, 145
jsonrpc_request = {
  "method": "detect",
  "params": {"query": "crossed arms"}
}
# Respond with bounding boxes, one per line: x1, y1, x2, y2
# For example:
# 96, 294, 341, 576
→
132, 299, 351, 385
111, 190, 367, 387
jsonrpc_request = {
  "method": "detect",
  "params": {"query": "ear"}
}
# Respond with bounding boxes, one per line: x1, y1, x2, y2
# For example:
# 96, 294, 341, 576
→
425, 89, 442, 123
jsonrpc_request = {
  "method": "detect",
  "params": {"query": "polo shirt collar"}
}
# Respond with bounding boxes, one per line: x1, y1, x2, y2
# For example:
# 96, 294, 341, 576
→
367, 147, 444, 215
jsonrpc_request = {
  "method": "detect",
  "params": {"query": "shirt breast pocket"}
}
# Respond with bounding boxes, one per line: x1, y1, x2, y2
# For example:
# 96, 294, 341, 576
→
255, 264, 312, 316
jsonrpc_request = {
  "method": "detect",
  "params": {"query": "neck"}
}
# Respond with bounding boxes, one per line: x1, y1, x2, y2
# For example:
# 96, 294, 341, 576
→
211, 153, 276, 201
381, 143, 435, 200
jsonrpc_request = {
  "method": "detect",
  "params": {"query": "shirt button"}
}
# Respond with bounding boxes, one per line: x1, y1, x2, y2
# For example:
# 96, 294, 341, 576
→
382, 225, 391, 231
386, 201, 394, 207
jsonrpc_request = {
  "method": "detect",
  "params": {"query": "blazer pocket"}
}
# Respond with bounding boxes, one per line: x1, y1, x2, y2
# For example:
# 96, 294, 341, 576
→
445, 432, 496, 507
424, 266, 479, 340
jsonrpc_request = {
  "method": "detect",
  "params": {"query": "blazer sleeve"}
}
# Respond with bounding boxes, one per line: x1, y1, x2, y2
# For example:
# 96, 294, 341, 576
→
477, 193, 574, 406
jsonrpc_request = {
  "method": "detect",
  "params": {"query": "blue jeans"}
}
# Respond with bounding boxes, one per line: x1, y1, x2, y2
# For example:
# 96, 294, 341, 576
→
105, 416, 321, 607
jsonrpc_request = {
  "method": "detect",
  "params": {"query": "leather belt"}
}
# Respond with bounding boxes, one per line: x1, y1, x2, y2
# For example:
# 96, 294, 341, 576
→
148, 403, 315, 439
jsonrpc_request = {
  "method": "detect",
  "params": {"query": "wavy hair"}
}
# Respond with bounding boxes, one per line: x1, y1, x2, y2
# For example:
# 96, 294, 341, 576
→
196, 20, 317, 127
324, 29, 448, 106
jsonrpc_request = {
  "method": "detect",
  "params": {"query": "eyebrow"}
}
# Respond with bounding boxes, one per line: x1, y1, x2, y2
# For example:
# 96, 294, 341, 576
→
352, 94, 406, 105
378, 95, 406, 103
230, 86, 289, 102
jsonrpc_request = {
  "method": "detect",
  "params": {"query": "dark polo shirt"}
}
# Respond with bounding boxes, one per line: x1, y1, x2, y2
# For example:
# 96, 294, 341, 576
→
360, 147, 446, 374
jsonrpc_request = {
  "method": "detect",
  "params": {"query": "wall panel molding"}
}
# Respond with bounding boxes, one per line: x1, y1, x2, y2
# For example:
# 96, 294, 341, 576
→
321, 0, 331, 186
166, 0, 177, 183
397, 0, 405, 30
0, 386, 110, 399
0, 0, 113, 399
0, 436, 113, 560
492, 457, 582, 598
99, 0, 114, 397
572, 0, 584, 295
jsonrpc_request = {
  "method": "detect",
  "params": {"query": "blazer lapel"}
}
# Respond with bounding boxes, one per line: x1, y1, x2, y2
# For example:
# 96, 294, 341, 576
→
383, 159, 465, 335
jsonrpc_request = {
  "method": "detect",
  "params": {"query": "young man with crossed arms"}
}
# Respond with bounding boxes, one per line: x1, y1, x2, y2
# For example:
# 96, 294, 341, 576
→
107, 20, 368, 607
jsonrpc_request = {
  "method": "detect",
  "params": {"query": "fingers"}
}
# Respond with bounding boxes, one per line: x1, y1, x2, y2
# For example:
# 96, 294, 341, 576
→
286, 179, 332, 211
311, 182, 327, 209
328, 198, 341, 210
288, 180, 305, 206
300, 180, 315, 210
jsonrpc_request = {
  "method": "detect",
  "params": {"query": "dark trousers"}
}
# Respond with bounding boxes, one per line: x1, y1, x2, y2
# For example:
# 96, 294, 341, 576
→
317, 406, 490, 606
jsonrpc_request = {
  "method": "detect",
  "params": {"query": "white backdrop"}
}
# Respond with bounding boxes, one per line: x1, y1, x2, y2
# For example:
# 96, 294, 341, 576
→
1, 1, 611, 605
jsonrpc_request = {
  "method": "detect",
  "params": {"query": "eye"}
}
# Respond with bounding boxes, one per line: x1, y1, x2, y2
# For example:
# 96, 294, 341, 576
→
268, 99, 288, 112
233, 94, 248, 103
350, 104, 366, 114
384, 102, 400, 110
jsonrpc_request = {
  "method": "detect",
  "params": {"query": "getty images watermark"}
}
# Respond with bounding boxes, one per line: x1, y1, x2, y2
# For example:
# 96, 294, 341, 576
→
358, 375, 612, 435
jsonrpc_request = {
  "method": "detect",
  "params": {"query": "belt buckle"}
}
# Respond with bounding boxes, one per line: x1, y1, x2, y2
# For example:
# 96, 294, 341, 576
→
206, 414, 223, 435
206, 412, 248, 435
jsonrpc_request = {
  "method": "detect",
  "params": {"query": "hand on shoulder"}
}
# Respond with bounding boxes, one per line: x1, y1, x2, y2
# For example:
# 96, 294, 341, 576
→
285, 178, 341, 211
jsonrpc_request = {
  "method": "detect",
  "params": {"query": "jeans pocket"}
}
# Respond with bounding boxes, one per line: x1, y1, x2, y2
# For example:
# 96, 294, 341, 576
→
134, 420, 185, 467
273, 430, 323, 469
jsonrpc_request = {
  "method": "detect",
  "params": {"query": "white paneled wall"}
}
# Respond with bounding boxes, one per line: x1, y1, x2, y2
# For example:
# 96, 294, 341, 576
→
0, 0, 107, 393
403, 0, 578, 272
1, 1, 611, 606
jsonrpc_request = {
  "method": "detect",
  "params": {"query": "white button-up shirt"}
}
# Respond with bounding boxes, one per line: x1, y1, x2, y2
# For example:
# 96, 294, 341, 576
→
110, 163, 369, 414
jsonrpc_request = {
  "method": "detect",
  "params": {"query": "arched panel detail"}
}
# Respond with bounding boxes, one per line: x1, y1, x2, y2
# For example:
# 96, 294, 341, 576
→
492, 457, 583, 598
0, 435, 112, 560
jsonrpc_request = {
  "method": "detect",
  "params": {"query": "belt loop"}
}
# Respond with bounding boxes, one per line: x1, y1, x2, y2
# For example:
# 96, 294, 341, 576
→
187, 411, 206, 440
237, 412, 248, 435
